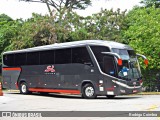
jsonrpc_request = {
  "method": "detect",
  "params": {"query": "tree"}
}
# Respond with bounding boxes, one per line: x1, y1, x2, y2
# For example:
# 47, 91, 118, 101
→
82, 8, 127, 42
0, 14, 13, 23
20, 0, 92, 16
0, 14, 22, 64
140, 0, 160, 8
52, 8, 127, 42
122, 7, 160, 88
6, 13, 57, 50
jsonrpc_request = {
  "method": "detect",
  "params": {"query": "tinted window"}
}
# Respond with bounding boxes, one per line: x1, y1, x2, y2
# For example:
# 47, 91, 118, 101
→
3, 54, 14, 66
128, 50, 136, 57
27, 52, 39, 65
72, 47, 92, 65
91, 46, 110, 62
55, 48, 71, 64
103, 56, 116, 77
91, 46, 111, 74
40, 50, 54, 64
15, 53, 26, 66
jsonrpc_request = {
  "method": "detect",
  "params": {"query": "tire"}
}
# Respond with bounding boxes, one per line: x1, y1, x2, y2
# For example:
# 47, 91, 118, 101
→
19, 82, 30, 94
106, 95, 115, 99
82, 84, 96, 99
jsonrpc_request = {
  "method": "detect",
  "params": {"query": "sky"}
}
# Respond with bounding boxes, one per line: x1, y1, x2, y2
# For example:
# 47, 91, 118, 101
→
0, 0, 141, 20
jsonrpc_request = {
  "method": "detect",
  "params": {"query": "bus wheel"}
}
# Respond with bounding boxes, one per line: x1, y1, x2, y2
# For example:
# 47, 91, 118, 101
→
106, 95, 115, 99
82, 84, 96, 99
20, 82, 30, 94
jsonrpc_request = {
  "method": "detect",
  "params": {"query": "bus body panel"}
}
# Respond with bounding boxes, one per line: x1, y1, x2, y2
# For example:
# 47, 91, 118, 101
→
2, 40, 145, 97
16, 64, 102, 94
2, 66, 142, 95
2, 68, 21, 89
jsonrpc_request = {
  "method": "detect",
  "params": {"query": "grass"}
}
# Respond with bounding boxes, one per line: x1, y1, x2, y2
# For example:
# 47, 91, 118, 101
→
137, 92, 160, 95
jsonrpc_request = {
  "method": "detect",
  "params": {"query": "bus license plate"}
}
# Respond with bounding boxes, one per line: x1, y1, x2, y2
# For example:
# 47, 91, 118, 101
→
133, 90, 137, 93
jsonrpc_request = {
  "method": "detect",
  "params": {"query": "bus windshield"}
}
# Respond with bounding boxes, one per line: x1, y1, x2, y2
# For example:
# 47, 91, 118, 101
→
112, 48, 141, 80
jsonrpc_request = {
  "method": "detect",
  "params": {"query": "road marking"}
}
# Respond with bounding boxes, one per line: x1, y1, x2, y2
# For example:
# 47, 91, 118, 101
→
146, 105, 160, 120
146, 105, 158, 111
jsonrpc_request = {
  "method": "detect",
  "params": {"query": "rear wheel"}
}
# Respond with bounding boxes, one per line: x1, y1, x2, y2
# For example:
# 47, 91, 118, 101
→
82, 84, 96, 99
19, 82, 30, 94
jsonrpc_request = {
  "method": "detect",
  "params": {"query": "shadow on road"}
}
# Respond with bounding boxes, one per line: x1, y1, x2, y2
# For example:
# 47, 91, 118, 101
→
6, 92, 142, 100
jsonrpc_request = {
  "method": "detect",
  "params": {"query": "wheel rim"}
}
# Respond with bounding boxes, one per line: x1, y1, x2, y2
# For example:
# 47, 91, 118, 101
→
21, 84, 27, 93
85, 86, 94, 97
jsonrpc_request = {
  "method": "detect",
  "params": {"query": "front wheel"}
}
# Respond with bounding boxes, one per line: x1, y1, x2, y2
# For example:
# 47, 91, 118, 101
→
82, 84, 96, 99
19, 82, 30, 94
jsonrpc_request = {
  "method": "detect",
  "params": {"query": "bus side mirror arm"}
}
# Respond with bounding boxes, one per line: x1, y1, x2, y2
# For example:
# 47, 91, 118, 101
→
136, 53, 148, 66
101, 52, 122, 66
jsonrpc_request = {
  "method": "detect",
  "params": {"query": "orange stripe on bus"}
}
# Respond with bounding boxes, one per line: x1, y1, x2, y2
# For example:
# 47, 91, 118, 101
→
29, 88, 81, 94
3, 68, 21, 71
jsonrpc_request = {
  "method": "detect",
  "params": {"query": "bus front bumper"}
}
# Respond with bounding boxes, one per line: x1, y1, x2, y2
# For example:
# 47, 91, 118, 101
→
108, 80, 142, 95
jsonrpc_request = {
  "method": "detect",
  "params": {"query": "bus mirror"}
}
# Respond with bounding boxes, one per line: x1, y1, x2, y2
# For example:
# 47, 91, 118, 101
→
144, 59, 148, 66
118, 59, 122, 66
136, 54, 148, 66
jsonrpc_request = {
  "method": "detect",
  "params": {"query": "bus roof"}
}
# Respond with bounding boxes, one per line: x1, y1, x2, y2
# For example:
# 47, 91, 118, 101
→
3, 40, 133, 54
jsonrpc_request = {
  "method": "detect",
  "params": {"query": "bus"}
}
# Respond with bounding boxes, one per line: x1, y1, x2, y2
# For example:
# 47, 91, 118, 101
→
2, 40, 148, 99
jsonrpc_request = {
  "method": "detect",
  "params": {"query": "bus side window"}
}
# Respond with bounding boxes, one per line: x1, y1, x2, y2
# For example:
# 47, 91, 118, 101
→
55, 48, 71, 64
3, 54, 15, 66
72, 47, 93, 65
103, 56, 116, 77
40, 50, 55, 65
27, 52, 39, 65
90, 46, 110, 62
15, 53, 27, 66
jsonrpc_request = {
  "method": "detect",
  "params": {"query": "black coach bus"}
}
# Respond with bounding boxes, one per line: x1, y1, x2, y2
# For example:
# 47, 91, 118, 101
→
2, 40, 148, 99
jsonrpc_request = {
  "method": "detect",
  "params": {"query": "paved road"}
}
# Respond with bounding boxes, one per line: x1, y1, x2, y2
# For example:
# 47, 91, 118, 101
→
0, 91, 160, 120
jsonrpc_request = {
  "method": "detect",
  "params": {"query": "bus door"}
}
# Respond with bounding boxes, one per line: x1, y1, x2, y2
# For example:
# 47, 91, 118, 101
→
2, 69, 21, 89
57, 64, 80, 90
103, 55, 117, 77
102, 55, 117, 92
59, 63, 94, 90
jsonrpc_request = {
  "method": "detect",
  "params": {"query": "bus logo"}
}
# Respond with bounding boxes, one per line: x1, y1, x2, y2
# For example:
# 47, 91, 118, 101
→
45, 65, 55, 73
133, 82, 136, 85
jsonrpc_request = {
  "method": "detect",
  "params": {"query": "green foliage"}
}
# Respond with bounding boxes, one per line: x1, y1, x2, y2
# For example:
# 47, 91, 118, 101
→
6, 13, 57, 50
0, 14, 13, 24
0, 9, 127, 63
83, 8, 127, 42
0, 14, 22, 64
122, 7, 160, 88
55, 8, 127, 42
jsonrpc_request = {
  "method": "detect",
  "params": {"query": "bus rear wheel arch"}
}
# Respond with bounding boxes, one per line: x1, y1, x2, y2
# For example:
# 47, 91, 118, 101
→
82, 83, 96, 99
19, 82, 31, 94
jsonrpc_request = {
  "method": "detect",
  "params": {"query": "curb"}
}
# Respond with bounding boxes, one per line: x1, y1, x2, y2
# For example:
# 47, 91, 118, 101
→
137, 92, 160, 95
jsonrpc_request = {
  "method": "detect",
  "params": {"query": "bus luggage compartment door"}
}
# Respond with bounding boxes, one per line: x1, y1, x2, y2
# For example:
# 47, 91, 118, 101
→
2, 76, 11, 89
